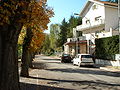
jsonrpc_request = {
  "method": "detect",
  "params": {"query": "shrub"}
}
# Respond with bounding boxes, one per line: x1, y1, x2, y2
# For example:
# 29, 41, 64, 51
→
95, 35, 119, 60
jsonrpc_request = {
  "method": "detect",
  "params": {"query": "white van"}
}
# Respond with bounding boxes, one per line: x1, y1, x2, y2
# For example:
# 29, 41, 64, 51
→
73, 54, 95, 67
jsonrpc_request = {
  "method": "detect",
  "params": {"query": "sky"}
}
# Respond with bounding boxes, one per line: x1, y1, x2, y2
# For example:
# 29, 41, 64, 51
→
44, 0, 87, 33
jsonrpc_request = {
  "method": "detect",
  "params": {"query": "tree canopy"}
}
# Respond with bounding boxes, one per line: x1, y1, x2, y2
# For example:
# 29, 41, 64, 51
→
41, 15, 82, 55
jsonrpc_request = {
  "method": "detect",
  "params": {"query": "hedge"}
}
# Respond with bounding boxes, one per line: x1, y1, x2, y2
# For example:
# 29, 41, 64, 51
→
95, 35, 119, 60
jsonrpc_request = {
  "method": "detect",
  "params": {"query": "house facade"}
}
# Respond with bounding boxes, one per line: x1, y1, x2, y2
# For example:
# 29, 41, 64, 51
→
64, 0, 119, 56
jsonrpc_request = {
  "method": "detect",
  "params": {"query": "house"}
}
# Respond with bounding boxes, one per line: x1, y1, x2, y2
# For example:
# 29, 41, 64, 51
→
64, 0, 119, 56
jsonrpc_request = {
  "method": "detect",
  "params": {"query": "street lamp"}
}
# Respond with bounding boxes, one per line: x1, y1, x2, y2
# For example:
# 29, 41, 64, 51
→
73, 28, 78, 56
73, 13, 82, 55
74, 13, 91, 54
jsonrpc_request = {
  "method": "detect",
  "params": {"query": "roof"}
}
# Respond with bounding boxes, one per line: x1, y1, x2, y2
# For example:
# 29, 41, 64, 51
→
64, 40, 87, 45
94, 0, 118, 7
80, 0, 118, 17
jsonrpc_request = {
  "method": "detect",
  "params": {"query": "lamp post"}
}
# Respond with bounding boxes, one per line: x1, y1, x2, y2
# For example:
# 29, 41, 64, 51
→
75, 29, 78, 55
73, 14, 79, 56
74, 13, 91, 54
73, 28, 78, 56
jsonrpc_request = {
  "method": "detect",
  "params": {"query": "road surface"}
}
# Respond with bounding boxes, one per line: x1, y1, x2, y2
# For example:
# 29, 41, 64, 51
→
20, 55, 120, 90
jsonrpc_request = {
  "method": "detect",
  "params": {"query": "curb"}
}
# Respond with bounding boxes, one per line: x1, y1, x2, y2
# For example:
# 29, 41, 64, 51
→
100, 67, 120, 72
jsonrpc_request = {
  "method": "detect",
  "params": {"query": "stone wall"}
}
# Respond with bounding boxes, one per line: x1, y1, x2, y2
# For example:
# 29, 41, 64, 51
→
95, 59, 120, 66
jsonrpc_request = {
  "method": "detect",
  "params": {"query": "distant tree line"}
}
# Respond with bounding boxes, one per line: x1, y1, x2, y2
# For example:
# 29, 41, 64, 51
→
41, 16, 82, 55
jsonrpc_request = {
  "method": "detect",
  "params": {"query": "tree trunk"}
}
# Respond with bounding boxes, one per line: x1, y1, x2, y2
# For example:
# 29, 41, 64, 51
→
0, 24, 22, 90
29, 52, 33, 68
0, 31, 2, 85
20, 28, 33, 77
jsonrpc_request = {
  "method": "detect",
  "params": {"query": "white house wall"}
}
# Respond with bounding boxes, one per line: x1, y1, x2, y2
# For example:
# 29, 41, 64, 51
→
82, 3, 105, 25
64, 45, 69, 54
105, 6, 118, 31
82, 26, 104, 44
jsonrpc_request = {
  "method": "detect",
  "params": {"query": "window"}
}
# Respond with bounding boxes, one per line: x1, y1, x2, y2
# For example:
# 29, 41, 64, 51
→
81, 55, 92, 58
92, 5, 98, 10
95, 16, 101, 21
86, 20, 90, 24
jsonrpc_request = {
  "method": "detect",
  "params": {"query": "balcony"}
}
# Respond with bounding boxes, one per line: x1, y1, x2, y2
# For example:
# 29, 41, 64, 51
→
76, 19, 105, 31
65, 36, 87, 45
67, 36, 86, 42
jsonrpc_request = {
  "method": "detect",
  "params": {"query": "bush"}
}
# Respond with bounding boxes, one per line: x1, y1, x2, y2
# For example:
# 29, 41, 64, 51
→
95, 35, 119, 60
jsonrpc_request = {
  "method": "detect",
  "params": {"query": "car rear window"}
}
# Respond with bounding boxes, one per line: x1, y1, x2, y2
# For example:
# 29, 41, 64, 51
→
63, 54, 70, 56
81, 55, 92, 58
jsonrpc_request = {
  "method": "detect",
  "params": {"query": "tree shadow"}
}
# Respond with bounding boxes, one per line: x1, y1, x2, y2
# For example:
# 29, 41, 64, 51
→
26, 76, 120, 88
31, 62, 48, 69
20, 82, 72, 90
45, 68, 120, 77
43, 59, 61, 61
31, 60, 62, 69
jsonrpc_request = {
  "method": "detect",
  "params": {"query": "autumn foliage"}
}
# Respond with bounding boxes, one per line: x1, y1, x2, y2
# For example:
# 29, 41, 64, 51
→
18, 0, 54, 52
30, 30, 45, 52
0, 0, 30, 25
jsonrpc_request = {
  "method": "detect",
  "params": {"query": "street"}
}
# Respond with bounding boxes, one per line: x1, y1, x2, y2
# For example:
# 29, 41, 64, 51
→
20, 55, 120, 90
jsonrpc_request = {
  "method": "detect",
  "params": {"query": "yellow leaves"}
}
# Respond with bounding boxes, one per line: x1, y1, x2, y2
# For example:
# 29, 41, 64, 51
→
26, 0, 54, 52
18, 27, 26, 45
27, 0, 53, 26
17, 0, 53, 52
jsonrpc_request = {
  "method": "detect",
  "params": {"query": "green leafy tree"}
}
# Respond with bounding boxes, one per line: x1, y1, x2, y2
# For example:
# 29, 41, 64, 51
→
58, 18, 68, 47
108, 0, 118, 3
50, 24, 60, 51
58, 16, 82, 48
100, 0, 118, 3
41, 34, 54, 55
67, 16, 82, 38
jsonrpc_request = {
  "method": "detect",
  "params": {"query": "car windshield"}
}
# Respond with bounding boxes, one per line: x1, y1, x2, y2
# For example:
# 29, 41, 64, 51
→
81, 55, 92, 58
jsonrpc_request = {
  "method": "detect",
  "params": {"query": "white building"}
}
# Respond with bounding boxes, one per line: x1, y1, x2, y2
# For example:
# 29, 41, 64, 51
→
64, 0, 119, 56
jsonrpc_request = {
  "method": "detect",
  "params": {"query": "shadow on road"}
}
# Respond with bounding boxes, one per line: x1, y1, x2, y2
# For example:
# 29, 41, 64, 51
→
43, 59, 61, 61
20, 82, 72, 90
46, 68, 120, 77
25, 76, 120, 88
32, 62, 48, 69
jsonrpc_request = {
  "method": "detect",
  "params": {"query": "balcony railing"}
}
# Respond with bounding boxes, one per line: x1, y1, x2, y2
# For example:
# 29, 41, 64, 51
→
76, 20, 105, 31
67, 36, 86, 42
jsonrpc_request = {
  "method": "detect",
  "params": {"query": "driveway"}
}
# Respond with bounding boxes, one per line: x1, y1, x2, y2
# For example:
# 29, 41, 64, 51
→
20, 55, 120, 90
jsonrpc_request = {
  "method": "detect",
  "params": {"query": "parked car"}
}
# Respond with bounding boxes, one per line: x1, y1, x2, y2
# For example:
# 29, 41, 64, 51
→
61, 54, 72, 63
73, 54, 95, 66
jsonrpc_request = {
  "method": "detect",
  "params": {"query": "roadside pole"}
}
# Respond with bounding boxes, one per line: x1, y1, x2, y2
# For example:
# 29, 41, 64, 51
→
75, 28, 78, 55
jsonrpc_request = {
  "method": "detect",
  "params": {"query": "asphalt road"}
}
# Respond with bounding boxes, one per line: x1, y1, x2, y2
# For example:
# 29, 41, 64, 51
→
20, 55, 120, 90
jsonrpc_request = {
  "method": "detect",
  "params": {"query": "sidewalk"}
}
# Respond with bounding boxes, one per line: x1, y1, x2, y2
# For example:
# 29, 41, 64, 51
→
100, 66, 120, 72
